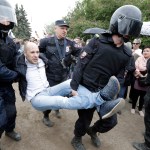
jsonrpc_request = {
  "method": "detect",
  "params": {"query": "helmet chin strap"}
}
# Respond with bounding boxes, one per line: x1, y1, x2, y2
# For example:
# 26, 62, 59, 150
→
0, 30, 9, 40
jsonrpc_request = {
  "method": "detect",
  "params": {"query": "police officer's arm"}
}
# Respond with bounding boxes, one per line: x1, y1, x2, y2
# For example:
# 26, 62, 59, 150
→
0, 59, 18, 82
39, 38, 48, 53
70, 38, 97, 92
70, 41, 82, 57
145, 59, 150, 85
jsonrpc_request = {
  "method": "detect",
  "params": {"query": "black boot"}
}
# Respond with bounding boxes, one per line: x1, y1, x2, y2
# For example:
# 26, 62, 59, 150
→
5, 130, 21, 141
71, 136, 86, 150
133, 142, 150, 150
87, 127, 101, 147
42, 117, 54, 127
43, 110, 54, 127
55, 110, 61, 118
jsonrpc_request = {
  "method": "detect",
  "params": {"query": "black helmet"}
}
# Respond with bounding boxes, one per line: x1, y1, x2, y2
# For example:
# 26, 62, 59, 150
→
0, 0, 17, 26
109, 5, 143, 37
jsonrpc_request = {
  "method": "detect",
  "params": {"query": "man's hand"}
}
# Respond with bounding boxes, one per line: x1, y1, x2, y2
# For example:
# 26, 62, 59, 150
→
71, 90, 78, 96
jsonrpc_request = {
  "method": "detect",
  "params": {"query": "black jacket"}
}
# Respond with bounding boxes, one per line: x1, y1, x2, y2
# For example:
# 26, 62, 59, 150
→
39, 36, 81, 84
146, 59, 150, 86
14, 54, 48, 101
0, 37, 18, 86
70, 35, 132, 92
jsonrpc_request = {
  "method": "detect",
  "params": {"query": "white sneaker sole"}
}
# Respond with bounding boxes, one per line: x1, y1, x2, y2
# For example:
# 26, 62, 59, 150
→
102, 98, 125, 119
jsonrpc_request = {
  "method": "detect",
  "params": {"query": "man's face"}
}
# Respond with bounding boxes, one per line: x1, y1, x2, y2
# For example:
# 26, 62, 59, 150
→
0, 19, 10, 26
112, 35, 123, 47
24, 42, 39, 64
55, 26, 68, 39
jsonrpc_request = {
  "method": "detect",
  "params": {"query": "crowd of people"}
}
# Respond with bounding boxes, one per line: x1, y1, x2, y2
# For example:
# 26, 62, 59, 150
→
0, 0, 150, 150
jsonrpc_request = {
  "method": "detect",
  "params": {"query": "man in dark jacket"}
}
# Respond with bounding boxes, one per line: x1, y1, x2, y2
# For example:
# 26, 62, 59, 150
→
133, 54, 150, 150
0, 0, 21, 149
70, 5, 143, 150
39, 20, 81, 126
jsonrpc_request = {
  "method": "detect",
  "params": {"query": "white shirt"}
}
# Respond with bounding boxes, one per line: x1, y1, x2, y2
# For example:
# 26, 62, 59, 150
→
132, 48, 142, 56
25, 58, 49, 101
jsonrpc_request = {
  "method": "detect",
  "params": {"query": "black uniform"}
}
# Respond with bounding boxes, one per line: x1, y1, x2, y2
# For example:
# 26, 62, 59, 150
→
144, 59, 150, 148
0, 37, 18, 136
39, 36, 81, 116
70, 34, 132, 137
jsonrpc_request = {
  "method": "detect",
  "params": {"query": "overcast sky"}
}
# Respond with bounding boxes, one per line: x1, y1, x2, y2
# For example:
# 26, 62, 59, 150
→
10, 0, 78, 37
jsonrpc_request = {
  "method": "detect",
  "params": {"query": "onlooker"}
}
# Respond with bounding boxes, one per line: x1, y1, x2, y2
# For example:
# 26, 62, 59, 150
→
129, 38, 142, 103
131, 46, 150, 117
0, 0, 21, 149
39, 20, 81, 127
132, 38, 142, 58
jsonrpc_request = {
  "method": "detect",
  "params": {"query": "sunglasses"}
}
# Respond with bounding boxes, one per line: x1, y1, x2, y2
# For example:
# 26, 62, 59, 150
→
133, 43, 140, 45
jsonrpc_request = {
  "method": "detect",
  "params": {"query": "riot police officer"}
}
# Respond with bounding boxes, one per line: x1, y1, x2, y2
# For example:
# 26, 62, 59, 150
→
0, 0, 21, 149
70, 5, 143, 150
39, 20, 81, 127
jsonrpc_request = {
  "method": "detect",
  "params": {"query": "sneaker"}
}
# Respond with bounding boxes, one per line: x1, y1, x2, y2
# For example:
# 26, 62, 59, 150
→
55, 110, 61, 118
98, 98, 125, 119
132, 142, 150, 150
87, 127, 101, 147
139, 111, 144, 117
71, 136, 86, 150
131, 109, 135, 114
42, 117, 54, 127
5, 130, 21, 141
100, 76, 120, 101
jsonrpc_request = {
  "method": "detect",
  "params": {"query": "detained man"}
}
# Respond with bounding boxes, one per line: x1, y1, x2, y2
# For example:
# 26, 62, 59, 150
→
14, 42, 125, 120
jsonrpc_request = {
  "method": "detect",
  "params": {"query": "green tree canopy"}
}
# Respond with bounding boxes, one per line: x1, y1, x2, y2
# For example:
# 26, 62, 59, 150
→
65, 0, 150, 45
12, 4, 32, 39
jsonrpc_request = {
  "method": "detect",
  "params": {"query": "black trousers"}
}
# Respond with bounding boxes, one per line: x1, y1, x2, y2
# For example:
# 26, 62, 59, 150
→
74, 108, 117, 137
144, 92, 150, 147
132, 89, 146, 111
0, 85, 16, 137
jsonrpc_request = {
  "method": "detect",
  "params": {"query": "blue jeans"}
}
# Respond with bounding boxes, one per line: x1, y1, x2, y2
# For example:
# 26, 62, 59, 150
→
31, 79, 105, 111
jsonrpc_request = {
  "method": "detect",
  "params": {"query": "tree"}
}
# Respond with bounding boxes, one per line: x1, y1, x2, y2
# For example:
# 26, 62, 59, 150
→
44, 22, 55, 36
64, 0, 150, 45
13, 4, 32, 39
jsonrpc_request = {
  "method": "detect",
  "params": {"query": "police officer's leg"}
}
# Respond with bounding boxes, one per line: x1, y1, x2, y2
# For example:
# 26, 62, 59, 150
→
132, 93, 150, 150
91, 113, 117, 133
87, 114, 117, 148
42, 110, 54, 127
3, 86, 21, 141
71, 108, 95, 150
144, 93, 150, 148
0, 128, 4, 150
0, 93, 6, 150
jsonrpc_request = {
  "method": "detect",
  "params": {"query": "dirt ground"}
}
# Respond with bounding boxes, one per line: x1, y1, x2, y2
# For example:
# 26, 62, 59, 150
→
1, 83, 145, 150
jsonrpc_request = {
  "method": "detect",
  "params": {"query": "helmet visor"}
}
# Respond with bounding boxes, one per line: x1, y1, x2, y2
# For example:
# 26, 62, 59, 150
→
118, 16, 143, 37
0, 5, 17, 25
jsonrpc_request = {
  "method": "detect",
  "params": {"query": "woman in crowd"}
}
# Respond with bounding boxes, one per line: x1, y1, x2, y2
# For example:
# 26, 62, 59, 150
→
131, 46, 150, 116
